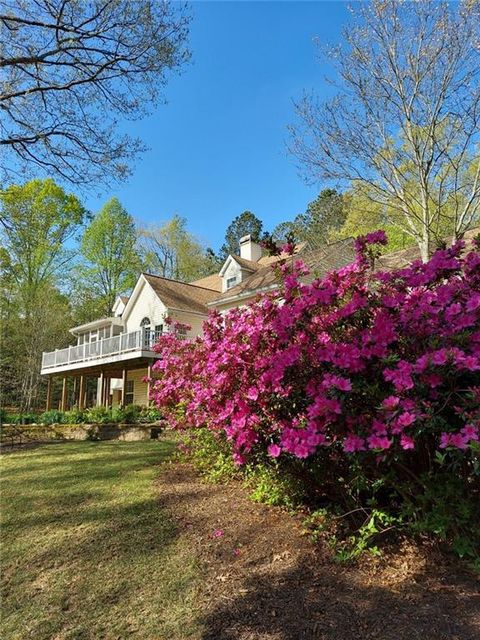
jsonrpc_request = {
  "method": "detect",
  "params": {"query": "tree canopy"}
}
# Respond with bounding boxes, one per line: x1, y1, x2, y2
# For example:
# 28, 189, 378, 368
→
220, 211, 263, 260
139, 215, 220, 282
78, 198, 141, 316
0, 179, 85, 409
290, 0, 480, 260
0, 0, 191, 186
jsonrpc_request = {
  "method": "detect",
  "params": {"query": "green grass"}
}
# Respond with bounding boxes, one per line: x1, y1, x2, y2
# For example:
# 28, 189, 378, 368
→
0, 441, 201, 640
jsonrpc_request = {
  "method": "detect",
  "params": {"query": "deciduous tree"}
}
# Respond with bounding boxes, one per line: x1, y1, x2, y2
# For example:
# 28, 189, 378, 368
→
290, 0, 480, 260
0, 0, 191, 186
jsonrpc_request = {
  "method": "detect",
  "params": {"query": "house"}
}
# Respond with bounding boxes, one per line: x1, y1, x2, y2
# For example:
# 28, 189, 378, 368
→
40, 234, 356, 410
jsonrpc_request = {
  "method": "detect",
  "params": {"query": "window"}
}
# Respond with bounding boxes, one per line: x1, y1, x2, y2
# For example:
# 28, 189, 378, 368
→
125, 380, 134, 405
177, 326, 188, 339
226, 276, 237, 289
140, 317, 151, 328
154, 324, 163, 336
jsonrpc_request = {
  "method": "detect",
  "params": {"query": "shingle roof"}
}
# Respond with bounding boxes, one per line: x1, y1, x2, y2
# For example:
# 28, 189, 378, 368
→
230, 255, 263, 271
189, 273, 222, 292
143, 273, 219, 315
210, 238, 356, 305
375, 227, 479, 272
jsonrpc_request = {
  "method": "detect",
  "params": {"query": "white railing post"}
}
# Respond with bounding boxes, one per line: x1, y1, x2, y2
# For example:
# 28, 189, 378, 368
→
100, 336, 104, 356
68, 345, 72, 364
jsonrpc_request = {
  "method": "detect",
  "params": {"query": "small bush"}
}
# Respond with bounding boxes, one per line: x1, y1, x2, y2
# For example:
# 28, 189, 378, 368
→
138, 406, 163, 423
245, 462, 305, 509
62, 408, 86, 424
39, 410, 64, 425
178, 428, 238, 482
84, 406, 114, 424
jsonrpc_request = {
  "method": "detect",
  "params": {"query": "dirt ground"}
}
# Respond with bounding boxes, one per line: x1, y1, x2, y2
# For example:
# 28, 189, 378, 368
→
157, 462, 480, 640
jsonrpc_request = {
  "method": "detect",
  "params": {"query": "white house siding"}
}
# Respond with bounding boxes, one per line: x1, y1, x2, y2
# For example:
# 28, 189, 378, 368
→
169, 309, 207, 337
221, 259, 254, 293
128, 367, 150, 406
123, 279, 167, 333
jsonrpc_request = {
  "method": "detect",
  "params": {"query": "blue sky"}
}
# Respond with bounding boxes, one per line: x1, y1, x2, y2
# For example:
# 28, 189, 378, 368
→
85, 1, 349, 252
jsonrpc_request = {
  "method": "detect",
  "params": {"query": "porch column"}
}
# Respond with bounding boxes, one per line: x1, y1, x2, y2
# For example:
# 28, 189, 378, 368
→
146, 364, 152, 406
46, 376, 53, 411
78, 375, 85, 410
104, 377, 110, 407
60, 376, 68, 411
121, 368, 127, 407
97, 372, 104, 407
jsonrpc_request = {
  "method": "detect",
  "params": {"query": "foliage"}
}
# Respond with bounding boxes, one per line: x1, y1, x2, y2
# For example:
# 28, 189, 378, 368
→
273, 189, 346, 248
289, 0, 480, 260
0, 179, 86, 409
38, 410, 64, 425
78, 198, 141, 317
244, 461, 305, 509
4, 405, 161, 426
177, 428, 239, 483
151, 231, 480, 560
139, 214, 220, 282
219, 211, 263, 260
0, 0, 191, 186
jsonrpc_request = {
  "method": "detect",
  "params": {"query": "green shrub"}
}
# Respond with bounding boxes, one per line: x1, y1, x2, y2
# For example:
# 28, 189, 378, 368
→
62, 408, 86, 424
111, 404, 142, 424
84, 406, 114, 424
39, 409, 64, 425
244, 462, 306, 509
138, 406, 163, 423
178, 428, 239, 482
6, 412, 38, 425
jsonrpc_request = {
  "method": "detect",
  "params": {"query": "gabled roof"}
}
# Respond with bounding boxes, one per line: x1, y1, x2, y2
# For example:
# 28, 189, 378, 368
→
143, 273, 218, 315
210, 238, 356, 306
189, 273, 222, 292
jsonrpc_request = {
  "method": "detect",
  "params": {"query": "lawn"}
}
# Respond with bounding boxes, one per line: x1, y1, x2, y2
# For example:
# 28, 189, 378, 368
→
0, 440, 201, 640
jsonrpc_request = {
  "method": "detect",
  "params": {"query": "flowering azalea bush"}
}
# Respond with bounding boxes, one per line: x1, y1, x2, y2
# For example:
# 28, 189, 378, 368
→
151, 233, 480, 560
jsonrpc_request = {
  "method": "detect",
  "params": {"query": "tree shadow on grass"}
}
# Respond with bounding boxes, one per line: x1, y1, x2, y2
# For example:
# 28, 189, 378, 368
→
201, 554, 480, 640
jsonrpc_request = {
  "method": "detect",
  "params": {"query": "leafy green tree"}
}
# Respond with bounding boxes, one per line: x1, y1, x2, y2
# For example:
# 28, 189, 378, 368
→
78, 198, 141, 317
220, 211, 263, 260
274, 190, 346, 248
331, 186, 414, 252
139, 215, 219, 282
0, 179, 86, 409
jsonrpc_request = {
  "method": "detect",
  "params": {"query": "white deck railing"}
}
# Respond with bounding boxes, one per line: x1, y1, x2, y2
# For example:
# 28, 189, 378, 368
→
41, 329, 163, 370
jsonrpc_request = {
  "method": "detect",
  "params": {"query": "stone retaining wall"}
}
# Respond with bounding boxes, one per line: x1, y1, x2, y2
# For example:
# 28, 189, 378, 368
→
0, 423, 164, 445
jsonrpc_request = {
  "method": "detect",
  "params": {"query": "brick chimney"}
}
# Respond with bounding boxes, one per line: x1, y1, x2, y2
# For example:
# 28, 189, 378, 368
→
239, 234, 262, 262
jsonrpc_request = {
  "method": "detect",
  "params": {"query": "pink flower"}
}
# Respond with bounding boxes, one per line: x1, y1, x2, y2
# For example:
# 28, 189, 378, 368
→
382, 395, 400, 411
462, 424, 479, 442
213, 529, 224, 539
367, 435, 392, 450
343, 434, 366, 453
267, 443, 282, 458
400, 434, 415, 450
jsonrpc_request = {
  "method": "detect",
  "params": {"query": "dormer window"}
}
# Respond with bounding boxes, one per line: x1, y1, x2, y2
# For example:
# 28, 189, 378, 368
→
226, 276, 237, 290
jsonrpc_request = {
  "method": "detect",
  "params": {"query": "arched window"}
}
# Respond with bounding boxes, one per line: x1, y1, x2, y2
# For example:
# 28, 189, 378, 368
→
140, 317, 151, 329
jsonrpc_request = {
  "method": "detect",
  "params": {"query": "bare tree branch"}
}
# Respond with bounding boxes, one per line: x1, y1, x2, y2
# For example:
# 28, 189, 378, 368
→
0, 0, 191, 187
289, 0, 480, 260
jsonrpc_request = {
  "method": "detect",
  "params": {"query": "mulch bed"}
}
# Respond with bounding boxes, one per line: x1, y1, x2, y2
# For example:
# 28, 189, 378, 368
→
157, 461, 480, 640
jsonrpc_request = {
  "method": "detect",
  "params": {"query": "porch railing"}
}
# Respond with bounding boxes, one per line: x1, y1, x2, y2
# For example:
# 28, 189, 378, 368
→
41, 328, 163, 370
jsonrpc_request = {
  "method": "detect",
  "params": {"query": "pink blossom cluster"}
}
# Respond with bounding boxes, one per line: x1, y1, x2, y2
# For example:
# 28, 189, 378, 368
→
150, 233, 480, 465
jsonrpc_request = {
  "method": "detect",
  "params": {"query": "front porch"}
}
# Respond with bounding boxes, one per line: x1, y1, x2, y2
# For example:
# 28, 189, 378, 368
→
44, 358, 157, 411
